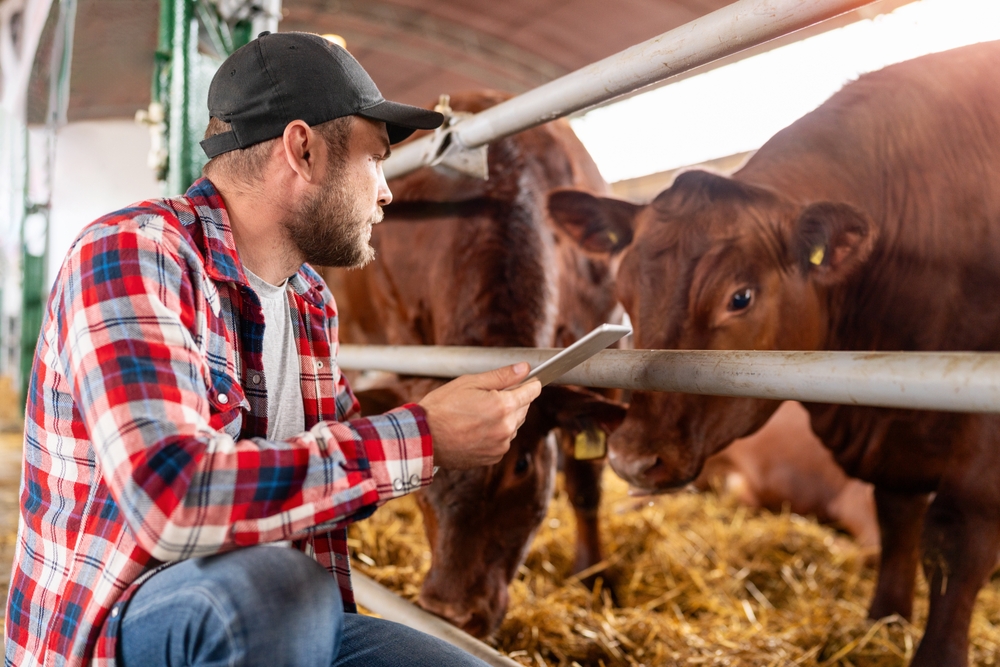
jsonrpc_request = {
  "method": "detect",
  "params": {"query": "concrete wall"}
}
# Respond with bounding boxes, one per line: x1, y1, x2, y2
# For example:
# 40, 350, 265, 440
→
48, 119, 162, 285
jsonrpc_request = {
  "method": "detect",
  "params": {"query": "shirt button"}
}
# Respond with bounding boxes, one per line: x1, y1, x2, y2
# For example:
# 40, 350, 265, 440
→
218, 393, 229, 405
111, 606, 120, 618
316, 360, 324, 368
252, 374, 261, 385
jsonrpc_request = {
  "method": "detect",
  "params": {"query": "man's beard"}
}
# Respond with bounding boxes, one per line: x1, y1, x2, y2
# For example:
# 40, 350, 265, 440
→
283, 167, 381, 269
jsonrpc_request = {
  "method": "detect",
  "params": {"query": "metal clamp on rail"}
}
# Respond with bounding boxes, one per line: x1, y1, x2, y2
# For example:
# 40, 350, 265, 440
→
414, 94, 490, 180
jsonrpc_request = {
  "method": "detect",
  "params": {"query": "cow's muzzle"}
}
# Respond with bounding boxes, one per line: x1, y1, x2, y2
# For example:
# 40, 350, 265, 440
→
417, 583, 508, 638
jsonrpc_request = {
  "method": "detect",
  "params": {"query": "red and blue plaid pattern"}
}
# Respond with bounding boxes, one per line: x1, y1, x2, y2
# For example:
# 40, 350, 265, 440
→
5, 178, 435, 667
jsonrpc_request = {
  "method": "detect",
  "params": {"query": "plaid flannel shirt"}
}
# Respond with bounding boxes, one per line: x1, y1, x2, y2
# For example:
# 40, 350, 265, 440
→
5, 178, 435, 667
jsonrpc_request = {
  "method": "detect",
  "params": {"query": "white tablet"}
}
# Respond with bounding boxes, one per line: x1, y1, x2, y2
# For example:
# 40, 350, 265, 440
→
518, 323, 631, 387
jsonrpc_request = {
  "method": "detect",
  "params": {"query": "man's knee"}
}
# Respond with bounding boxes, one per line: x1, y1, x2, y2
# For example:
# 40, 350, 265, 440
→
122, 547, 344, 667
205, 547, 344, 646
200, 546, 342, 609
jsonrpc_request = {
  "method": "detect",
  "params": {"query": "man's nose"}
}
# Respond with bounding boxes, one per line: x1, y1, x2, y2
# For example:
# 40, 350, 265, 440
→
377, 171, 392, 207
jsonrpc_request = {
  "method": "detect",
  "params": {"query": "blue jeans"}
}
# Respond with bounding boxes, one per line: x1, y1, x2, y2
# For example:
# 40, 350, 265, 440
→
117, 546, 490, 667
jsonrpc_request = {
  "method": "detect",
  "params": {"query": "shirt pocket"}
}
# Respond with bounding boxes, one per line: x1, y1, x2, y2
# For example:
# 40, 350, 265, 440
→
207, 367, 246, 437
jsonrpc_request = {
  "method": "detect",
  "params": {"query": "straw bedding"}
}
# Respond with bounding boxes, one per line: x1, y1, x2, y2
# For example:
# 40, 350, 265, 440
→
348, 471, 1000, 666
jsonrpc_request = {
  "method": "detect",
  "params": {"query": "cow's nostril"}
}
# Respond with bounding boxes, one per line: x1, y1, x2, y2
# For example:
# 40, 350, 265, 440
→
459, 612, 491, 639
417, 595, 474, 630
608, 451, 662, 487
639, 456, 662, 477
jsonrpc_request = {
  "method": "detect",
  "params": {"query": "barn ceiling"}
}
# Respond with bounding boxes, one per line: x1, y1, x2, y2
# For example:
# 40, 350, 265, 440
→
52, 0, 910, 123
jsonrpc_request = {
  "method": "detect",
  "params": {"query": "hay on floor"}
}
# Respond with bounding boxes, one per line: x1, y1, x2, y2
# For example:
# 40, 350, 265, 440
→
348, 471, 1000, 666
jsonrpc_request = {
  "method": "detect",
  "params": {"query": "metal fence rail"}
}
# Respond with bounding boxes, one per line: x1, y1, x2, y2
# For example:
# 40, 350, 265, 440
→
352, 573, 523, 667
383, 0, 876, 180
338, 346, 1000, 414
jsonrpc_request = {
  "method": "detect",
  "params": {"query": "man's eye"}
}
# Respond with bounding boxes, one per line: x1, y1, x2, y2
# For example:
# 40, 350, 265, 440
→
728, 287, 753, 311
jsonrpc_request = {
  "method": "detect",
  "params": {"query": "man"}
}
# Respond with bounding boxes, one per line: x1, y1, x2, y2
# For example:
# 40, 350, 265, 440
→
5, 32, 540, 667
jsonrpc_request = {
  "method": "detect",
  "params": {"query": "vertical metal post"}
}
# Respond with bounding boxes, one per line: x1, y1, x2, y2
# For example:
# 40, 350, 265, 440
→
158, 0, 279, 195
18, 0, 76, 403
250, 0, 280, 38
166, 0, 194, 194
0, 111, 25, 383
18, 203, 46, 399
1, 0, 53, 392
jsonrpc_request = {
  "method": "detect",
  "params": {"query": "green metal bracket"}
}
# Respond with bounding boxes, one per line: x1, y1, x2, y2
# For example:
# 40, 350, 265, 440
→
155, 0, 259, 195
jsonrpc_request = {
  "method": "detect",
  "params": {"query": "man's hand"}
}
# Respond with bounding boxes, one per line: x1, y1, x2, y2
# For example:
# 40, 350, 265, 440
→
418, 363, 541, 470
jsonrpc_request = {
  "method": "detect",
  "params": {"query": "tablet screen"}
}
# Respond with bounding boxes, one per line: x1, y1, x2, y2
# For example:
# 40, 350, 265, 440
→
520, 323, 631, 387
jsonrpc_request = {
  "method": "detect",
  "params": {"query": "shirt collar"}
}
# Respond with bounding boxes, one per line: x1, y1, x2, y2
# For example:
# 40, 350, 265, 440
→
184, 177, 330, 308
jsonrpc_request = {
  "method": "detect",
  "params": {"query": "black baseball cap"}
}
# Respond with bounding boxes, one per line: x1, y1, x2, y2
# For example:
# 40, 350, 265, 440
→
201, 31, 444, 158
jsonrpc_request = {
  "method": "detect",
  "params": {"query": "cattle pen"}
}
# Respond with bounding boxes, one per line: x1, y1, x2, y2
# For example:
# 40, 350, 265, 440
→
2, 0, 997, 664
335, 0, 1000, 664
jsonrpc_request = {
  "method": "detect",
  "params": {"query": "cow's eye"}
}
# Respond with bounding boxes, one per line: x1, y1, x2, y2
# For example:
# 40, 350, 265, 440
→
728, 287, 753, 311
514, 452, 531, 475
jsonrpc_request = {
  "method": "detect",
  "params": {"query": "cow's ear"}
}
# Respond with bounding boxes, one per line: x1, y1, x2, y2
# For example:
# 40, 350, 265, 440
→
791, 202, 877, 285
548, 189, 641, 255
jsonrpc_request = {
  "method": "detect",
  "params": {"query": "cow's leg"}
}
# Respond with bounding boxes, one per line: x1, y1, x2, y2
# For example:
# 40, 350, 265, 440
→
868, 488, 929, 620
913, 420, 1000, 667
560, 431, 613, 596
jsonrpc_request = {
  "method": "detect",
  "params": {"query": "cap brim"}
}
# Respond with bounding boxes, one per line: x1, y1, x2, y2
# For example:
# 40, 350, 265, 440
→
359, 100, 445, 144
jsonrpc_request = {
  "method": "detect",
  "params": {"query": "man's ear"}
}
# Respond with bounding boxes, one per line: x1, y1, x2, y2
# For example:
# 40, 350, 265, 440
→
281, 120, 321, 182
547, 189, 642, 255
790, 201, 877, 285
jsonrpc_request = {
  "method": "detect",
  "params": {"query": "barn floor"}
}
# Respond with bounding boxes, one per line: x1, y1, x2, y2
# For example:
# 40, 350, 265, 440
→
350, 472, 1000, 667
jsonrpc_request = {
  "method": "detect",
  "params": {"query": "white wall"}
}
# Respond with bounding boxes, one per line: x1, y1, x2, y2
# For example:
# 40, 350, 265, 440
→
48, 119, 162, 285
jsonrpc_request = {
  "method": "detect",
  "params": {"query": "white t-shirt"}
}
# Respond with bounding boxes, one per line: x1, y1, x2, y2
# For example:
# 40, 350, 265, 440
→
244, 267, 306, 441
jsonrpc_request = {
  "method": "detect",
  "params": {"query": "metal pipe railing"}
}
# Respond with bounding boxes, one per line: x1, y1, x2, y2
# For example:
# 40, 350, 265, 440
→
352, 572, 523, 667
383, 0, 876, 180
338, 346, 1000, 414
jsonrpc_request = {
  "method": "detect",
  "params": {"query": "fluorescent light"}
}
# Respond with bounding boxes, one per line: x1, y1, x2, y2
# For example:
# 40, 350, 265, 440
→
570, 0, 1000, 184
322, 33, 347, 49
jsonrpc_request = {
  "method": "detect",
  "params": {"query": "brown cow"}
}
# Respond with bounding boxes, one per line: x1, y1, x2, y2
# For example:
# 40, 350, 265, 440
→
325, 90, 625, 637
695, 401, 879, 552
548, 42, 1000, 667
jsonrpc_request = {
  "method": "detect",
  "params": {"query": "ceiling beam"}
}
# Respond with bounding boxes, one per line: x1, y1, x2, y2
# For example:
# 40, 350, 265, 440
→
291, 0, 568, 88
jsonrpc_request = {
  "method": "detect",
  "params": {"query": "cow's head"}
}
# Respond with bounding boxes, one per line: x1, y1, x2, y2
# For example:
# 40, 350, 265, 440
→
548, 170, 877, 491
416, 385, 625, 637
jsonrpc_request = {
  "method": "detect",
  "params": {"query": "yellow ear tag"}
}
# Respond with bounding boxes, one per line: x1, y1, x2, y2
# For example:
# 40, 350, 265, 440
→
809, 246, 825, 266
574, 429, 607, 460
607, 231, 619, 245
